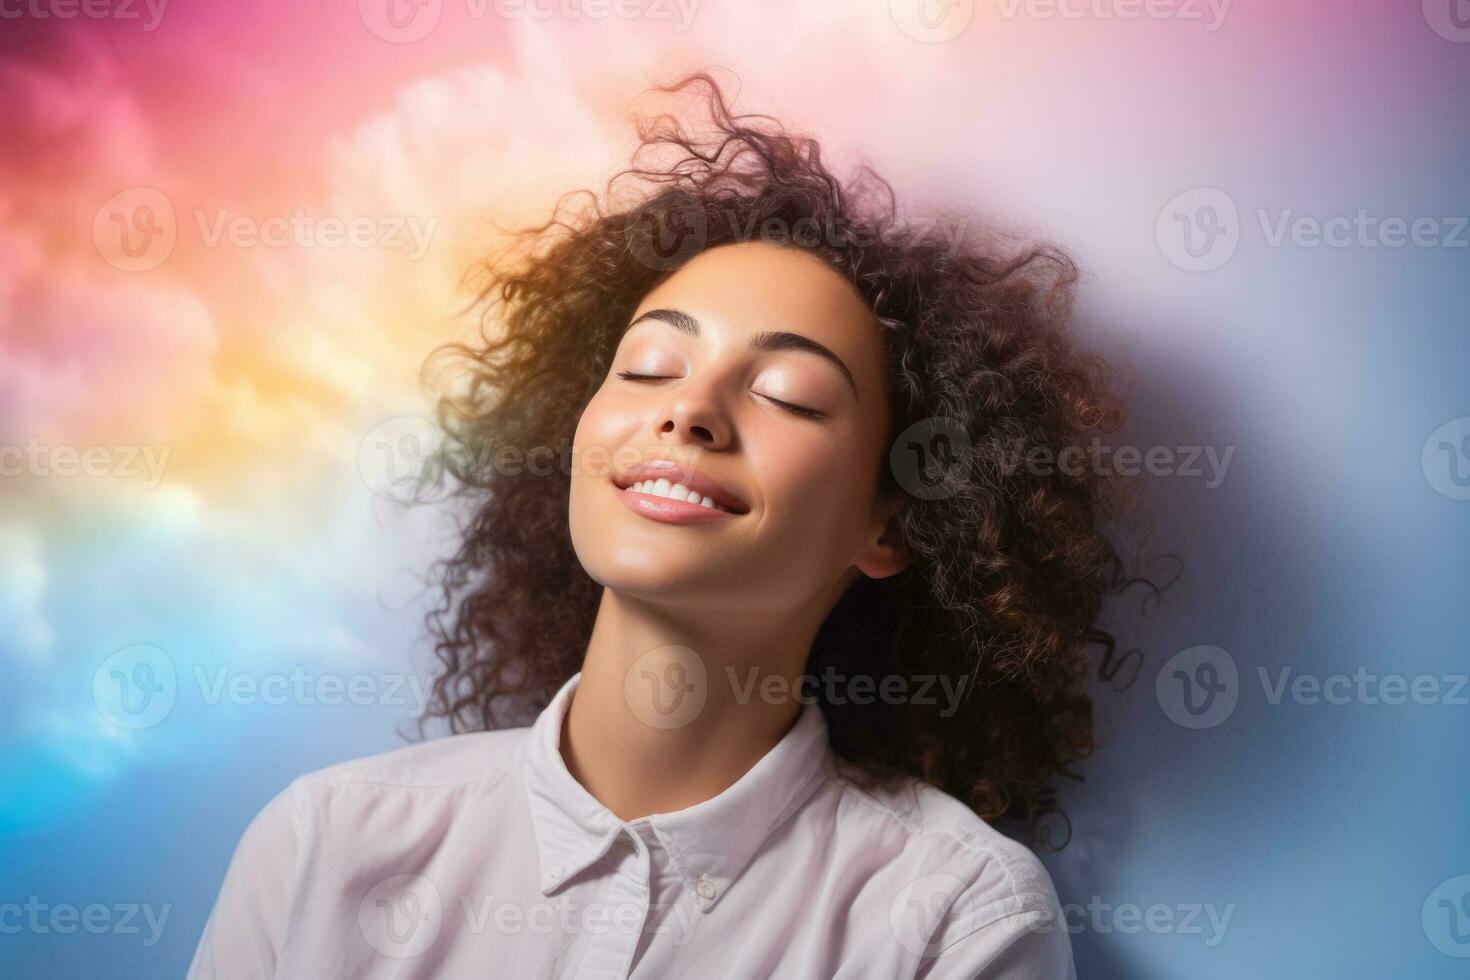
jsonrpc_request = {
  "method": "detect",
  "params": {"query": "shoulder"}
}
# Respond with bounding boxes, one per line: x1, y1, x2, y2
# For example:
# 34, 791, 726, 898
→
244, 727, 531, 853
290, 727, 527, 793
819, 773, 1075, 974
190, 729, 535, 978
834, 773, 1061, 913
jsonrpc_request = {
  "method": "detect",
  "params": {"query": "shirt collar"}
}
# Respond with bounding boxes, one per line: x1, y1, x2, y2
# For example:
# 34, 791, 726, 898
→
520, 671, 833, 913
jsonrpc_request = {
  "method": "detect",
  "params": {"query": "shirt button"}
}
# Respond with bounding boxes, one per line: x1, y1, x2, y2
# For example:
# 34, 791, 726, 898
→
696, 876, 718, 900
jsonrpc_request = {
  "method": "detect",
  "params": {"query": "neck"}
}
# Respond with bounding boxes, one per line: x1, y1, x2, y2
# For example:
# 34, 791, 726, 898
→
561, 587, 827, 821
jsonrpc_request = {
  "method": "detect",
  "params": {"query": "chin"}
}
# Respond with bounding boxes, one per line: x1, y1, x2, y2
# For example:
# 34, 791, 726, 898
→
578, 544, 722, 597
573, 539, 763, 619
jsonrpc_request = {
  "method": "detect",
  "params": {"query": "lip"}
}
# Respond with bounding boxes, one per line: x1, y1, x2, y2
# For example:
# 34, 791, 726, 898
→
610, 457, 749, 524
616, 485, 739, 524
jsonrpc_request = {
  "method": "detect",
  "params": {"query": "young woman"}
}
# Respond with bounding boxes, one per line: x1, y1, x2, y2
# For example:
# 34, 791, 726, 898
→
189, 73, 1134, 979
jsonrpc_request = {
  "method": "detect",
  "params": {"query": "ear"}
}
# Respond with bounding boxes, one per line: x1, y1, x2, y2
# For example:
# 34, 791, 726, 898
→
853, 492, 910, 580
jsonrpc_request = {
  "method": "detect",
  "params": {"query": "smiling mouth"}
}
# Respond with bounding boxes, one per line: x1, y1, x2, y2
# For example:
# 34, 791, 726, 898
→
610, 462, 749, 516
623, 477, 736, 513
612, 481, 741, 525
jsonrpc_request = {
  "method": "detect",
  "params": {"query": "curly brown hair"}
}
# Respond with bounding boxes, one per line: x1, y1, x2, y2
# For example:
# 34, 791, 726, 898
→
419, 72, 1143, 845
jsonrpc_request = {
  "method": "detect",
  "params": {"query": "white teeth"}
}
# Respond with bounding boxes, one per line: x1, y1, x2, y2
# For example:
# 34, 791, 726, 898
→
626, 475, 726, 511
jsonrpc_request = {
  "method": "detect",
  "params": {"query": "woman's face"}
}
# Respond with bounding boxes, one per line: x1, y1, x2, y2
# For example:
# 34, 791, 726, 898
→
568, 241, 906, 617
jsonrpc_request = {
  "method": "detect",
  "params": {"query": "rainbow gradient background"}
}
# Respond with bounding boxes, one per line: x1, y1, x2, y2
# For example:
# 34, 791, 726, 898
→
2, 1, 1468, 977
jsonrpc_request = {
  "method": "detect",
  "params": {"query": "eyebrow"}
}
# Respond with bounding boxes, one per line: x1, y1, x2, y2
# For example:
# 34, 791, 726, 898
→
627, 308, 858, 397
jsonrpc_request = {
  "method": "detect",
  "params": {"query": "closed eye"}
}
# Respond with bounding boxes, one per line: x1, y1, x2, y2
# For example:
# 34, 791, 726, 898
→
619, 371, 825, 420
758, 392, 826, 420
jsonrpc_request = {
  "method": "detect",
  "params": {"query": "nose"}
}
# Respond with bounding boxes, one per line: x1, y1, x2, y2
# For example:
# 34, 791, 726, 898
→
656, 385, 733, 450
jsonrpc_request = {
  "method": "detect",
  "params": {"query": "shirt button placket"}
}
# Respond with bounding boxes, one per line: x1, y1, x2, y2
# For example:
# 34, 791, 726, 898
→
574, 831, 652, 980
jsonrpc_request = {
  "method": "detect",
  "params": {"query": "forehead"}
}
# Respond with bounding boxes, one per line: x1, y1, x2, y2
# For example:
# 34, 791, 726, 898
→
636, 241, 871, 326
630, 241, 886, 378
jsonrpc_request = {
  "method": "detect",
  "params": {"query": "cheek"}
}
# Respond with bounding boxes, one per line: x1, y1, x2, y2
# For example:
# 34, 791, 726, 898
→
576, 387, 646, 443
755, 427, 875, 528
574, 386, 638, 458
569, 390, 619, 515
568, 391, 622, 569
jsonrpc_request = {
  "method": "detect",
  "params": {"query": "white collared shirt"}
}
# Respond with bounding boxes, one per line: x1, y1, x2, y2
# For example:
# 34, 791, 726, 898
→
188, 672, 1075, 979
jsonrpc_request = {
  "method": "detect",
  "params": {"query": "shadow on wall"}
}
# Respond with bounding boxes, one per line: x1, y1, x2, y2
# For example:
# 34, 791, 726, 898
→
1039, 310, 1334, 979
